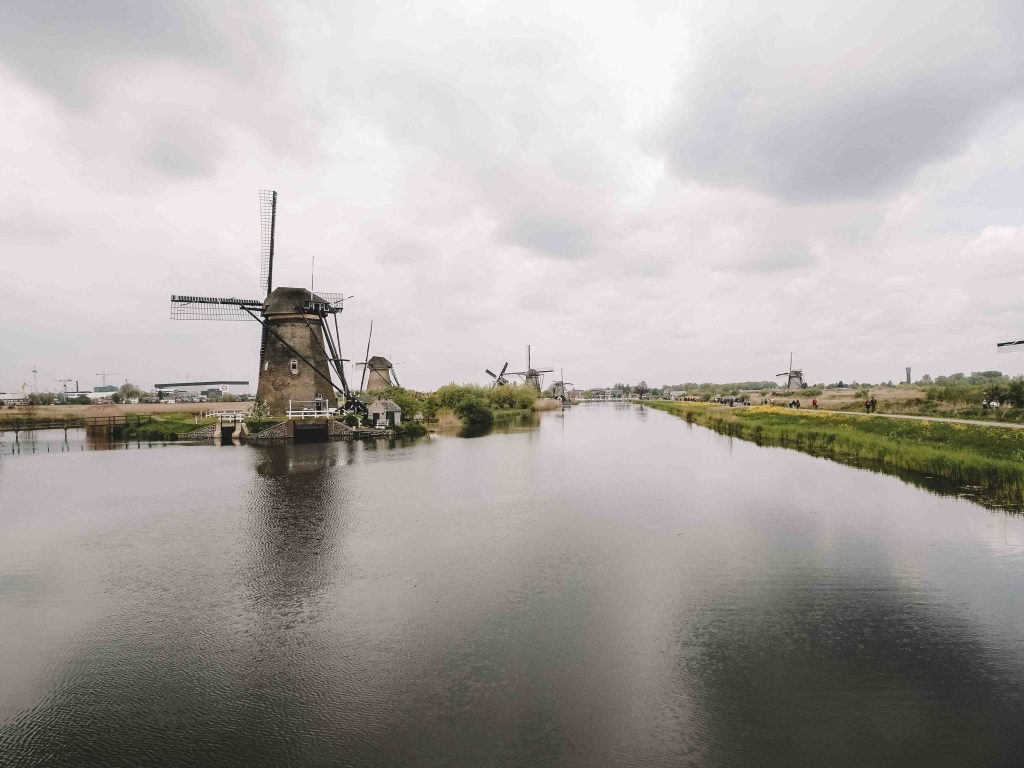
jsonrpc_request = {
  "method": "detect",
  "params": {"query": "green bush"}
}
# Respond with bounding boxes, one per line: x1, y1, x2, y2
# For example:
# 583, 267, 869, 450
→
372, 386, 429, 420
485, 386, 535, 410
925, 384, 985, 404
455, 395, 494, 437
796, 387, 823, 397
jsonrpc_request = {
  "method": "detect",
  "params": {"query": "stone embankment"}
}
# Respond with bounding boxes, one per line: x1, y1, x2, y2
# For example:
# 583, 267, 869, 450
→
330, 420, 353, 437
245, 419, 392, 442
247, 421, 290, 441
178, 424, 218, 440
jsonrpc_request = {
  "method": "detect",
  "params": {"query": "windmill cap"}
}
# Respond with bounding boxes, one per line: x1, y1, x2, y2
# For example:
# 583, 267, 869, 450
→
263, 286, 330, 315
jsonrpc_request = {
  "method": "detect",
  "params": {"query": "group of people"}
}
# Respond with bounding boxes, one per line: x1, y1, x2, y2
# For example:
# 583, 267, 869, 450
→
864, 396, 878, 413
761, 397, 819, 410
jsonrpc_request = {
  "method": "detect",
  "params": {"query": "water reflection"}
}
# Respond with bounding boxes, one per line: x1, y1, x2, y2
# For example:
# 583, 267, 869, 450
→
1, 427, 173, 454
491, 411, 541, 434
683, 570, 1024, 767
718, 428, 1024, 514
2, 406, 1024, 767
243, 443, 353, 633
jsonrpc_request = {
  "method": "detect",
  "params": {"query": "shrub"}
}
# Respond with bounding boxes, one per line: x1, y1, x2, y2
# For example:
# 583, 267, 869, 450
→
455, 395, 494, 437
924, 384, 985, 404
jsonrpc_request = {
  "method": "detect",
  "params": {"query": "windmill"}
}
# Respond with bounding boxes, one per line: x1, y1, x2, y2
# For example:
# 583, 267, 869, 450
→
506, 345, 554, 392
552, 368, 573, 403
776, 353, 806, 390
170, 190, 364, 415
997, 338, 1024, 354
485, 362, 511, 387
354, 320, 401, 391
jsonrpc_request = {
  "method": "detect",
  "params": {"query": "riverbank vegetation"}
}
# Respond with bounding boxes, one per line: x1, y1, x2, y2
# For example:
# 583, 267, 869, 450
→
366, 384, 537, 436
647, 401, 1024, 511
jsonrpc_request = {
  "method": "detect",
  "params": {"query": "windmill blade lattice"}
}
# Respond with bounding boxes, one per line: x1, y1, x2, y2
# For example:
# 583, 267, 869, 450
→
170, 295, 262, 321
259, 190, 276, 295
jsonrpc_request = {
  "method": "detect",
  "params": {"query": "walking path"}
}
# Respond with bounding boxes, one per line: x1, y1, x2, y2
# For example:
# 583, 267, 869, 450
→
818, 409, 1024, 430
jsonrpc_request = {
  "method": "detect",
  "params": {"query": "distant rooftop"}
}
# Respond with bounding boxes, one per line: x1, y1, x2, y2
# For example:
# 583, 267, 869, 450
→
154, 380, 249, 388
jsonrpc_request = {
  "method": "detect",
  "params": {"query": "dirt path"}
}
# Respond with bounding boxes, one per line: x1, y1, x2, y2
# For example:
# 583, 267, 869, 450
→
818, 409, 1024, 430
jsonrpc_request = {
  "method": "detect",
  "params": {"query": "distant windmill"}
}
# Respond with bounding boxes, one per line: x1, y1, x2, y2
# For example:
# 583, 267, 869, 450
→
485, 362, 511, 387
776, 353, 806, 390
355, 321, 400, 391
170, 190, 364, 415
552, 368, 573, 404
506, 345, 554, 392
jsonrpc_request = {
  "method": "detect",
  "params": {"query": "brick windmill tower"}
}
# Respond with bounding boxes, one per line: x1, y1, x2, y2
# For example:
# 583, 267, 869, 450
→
170, 191, 364, 416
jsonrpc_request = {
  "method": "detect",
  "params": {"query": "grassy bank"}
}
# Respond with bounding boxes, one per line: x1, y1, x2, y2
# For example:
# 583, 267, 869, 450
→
123, 413, 218, 441
373, 385, 540, 437
647, 401, 1024, 511
799, 385, 1024, 424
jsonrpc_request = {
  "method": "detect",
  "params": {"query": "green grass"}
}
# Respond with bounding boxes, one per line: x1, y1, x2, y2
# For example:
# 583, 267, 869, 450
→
823, 393, 1024, 423
648, 402, 1024, 511
122, 413, 218, 441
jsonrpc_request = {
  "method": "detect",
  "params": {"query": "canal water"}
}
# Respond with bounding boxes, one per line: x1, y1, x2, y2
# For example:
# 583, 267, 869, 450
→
1, 404, 1023, 767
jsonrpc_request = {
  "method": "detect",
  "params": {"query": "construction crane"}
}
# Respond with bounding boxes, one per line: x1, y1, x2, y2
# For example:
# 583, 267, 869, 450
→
96, 371, 121, 387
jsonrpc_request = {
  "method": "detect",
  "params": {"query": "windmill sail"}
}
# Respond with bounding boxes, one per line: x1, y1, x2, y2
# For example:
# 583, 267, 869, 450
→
170, 295, 262, 321
259, 189, 277, 296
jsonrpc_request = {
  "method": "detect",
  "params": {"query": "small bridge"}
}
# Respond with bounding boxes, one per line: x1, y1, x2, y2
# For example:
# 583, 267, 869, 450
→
0, 415, 153, 435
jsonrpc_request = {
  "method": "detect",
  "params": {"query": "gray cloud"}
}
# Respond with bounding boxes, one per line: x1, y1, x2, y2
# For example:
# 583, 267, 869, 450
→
0, 2, 227, 107
334, 19, 626, 261
144, 116, 225, 178
501, 211, 593, 260
0, 2, 307, 182
0, 208, 71, 241
5, 2, 1024, 391
714, 244, 815, 274
655, 0, 1024, 203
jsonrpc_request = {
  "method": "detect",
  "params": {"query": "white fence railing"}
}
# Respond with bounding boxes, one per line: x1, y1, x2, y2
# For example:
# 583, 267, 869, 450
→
286, 400, 337, 419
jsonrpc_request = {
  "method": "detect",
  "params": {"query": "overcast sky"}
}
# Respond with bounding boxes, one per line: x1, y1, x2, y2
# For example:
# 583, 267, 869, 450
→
3, 0, 1024, 393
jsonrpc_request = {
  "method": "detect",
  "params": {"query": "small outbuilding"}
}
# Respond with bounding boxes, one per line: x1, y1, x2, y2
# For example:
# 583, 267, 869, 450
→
367, 399, 402, 428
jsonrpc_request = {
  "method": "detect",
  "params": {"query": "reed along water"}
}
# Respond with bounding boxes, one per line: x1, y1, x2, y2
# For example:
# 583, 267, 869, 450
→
2, 404, 1023, 767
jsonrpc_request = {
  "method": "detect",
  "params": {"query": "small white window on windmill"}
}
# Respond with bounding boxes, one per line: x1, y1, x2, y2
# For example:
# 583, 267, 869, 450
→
289, 359, 299, 375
